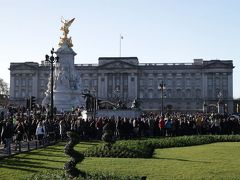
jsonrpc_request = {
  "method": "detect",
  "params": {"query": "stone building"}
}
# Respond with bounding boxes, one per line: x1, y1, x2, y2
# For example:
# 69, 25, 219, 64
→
9, 57, 234, 113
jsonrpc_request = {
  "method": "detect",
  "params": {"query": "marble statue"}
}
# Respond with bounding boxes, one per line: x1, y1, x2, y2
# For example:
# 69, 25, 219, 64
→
42, 17, 85, 111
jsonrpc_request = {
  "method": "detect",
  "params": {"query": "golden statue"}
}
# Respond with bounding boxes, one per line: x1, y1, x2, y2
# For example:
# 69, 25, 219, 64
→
59, 17, 75, 47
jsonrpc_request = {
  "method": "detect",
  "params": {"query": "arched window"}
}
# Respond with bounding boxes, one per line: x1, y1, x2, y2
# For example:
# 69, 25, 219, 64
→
215, 77, 220, 87
148, 89, 153, 98
167, 89, 172, 98
139, 90, 144, 98
176, 89, 181, 97
196, 89, 201, 98
186, 89, 191, 98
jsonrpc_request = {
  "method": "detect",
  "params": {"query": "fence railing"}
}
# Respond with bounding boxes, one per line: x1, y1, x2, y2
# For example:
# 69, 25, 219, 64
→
0, 136, 58, 159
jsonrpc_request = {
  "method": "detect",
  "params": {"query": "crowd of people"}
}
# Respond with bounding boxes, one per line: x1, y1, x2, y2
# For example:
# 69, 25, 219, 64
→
0, 104, 240, 154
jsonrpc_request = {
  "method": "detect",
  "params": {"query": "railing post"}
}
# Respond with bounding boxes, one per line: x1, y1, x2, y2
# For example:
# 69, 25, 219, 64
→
8, 142, 12, 155
27, 142, 30, 151
18, 141, 21, 153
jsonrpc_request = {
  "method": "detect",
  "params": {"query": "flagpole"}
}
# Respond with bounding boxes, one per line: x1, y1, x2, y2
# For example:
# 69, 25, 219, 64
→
120, 34, 124, 57
119, 34, 122, 57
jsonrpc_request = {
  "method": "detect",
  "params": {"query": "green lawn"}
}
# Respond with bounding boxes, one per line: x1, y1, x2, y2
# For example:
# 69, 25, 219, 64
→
0, 141, 240, 179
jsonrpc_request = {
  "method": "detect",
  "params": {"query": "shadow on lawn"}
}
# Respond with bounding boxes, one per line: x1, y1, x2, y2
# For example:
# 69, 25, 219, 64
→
42, 148, 65, 153
28, 151, 65, 157
79, 141, 100, 145
17, 156, 66, 163
0, 164, 39, 173
154, 157, 212, 163
0, 158, 61, 171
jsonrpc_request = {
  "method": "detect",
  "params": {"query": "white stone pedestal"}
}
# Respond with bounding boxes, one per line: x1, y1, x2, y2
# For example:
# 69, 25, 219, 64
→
42, 42, 85, 111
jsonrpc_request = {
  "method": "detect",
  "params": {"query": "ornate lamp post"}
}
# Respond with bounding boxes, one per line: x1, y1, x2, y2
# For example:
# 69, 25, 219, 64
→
158, 81, 166, 116
45, 48, 59, 121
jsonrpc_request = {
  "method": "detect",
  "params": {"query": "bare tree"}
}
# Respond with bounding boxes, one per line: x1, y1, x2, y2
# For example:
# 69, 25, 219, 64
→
0, 78, 8, 95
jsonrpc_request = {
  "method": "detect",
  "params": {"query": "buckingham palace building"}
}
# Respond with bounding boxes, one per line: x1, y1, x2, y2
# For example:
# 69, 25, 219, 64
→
9, 57, 234, 113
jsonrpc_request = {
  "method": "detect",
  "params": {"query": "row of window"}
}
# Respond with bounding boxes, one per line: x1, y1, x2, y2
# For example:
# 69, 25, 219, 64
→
14, 90, 46, 99
139, 89, 202, 99
83, 79, 97, 87
208, 77, 228, 86
15, 79, 32, 87
139, 78, 202, 87
142, 102, 203, 110
15, 79, 50, 88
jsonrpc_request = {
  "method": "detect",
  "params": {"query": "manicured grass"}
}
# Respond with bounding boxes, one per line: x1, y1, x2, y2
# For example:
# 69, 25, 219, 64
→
0, 140, 240, 179
0, 141, 98, 180
80, 142, 240, 179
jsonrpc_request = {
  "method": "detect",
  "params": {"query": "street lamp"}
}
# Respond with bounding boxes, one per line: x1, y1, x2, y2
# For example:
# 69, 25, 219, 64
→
158, 81, 166, 116
45, 48, 59, 121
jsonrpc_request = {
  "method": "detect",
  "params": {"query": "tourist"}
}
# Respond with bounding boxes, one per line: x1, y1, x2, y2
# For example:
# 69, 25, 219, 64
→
159, 116, 165, 136
1, 120, 14, 154
35, 121, 46, 145
15, 122, 25, 150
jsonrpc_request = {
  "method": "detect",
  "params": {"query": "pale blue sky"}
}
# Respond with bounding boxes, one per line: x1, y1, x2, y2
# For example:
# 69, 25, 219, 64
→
0, 0, 239, 98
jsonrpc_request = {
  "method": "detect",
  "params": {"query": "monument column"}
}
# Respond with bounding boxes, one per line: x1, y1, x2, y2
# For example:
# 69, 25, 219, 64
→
42, 17, 85, 111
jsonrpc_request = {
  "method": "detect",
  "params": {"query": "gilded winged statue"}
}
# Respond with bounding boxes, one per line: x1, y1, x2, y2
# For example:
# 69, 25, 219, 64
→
59, 17, 75, 47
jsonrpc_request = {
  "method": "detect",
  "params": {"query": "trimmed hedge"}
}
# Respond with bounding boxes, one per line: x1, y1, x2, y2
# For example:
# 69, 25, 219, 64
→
84, 135, 240, 158
84, 142, 154, 158
29, 170, 143, 180
142, 135, 240, 149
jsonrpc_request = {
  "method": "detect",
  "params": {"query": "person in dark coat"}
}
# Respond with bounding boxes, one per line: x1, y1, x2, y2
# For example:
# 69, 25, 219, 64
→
14, 122, 25, 150
1, 121, 14, 155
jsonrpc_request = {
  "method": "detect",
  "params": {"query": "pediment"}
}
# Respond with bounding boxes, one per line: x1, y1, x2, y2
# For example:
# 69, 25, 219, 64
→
98, 60, 138, 69
203, 60, 234, 69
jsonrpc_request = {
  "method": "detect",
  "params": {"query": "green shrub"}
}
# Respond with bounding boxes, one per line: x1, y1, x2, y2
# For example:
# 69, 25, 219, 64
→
30, 170, 144, 180
84, 135, 240, 159
84, 142, 154, 158
139, 135, 240, 149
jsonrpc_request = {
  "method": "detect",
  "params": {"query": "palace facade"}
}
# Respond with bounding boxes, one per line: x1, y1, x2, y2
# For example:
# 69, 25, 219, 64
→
9, 57, 234, 113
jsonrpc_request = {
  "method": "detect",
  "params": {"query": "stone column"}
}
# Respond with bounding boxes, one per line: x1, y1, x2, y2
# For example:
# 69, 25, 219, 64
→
104, 74, 108, 99
10, 73, 15, 99
202, 73, 208, 100
134, 73, 138, 99
228, 72, 233, 113
32, 73, 38, 97
97, 74, 102, 98
120, 73, 123, 99
112, 74, 115, 97
128, 74, 132, 98
228, 73, 233, 99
